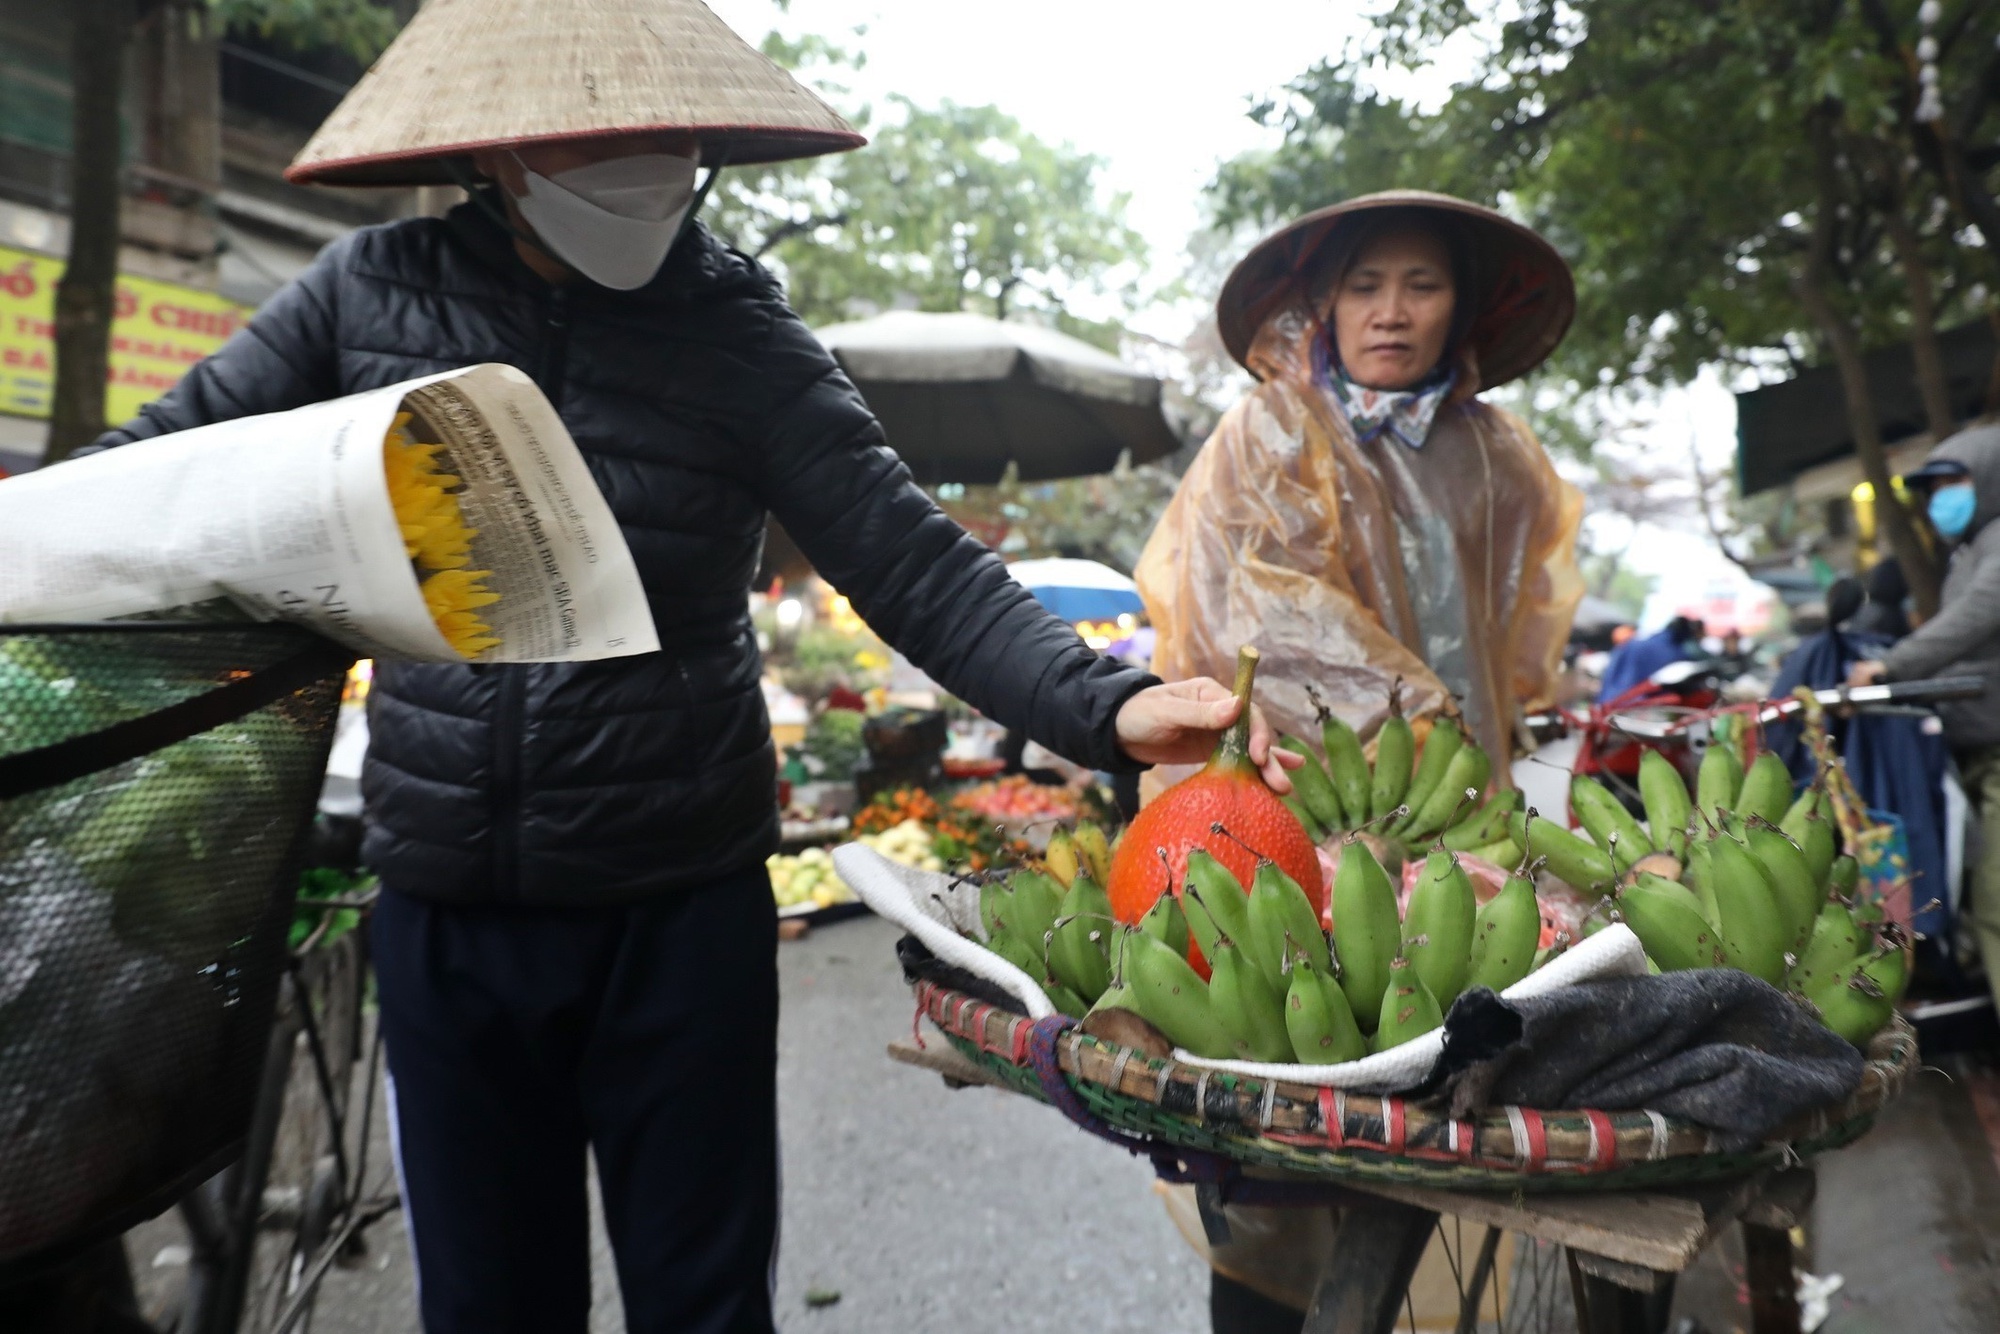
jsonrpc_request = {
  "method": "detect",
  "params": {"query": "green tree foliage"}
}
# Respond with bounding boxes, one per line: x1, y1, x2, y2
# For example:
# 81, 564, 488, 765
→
1208, 0, 2000, 609
707, 17, 1144, 341
208, 0, 398, 61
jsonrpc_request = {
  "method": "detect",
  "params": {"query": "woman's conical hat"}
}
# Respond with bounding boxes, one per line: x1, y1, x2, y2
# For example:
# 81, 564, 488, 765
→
287, 0, 864, 186
1215, 190, 1575, 391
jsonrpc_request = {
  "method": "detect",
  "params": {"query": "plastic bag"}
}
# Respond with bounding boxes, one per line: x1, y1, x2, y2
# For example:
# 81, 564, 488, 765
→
1135, 301, 1582, 788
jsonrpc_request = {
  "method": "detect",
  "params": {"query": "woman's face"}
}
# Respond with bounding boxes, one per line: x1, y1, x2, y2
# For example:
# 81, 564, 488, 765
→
1331, 229, 1457, 391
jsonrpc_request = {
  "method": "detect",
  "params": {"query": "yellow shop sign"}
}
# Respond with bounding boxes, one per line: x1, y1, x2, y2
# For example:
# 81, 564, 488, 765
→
0, 243, 253, 425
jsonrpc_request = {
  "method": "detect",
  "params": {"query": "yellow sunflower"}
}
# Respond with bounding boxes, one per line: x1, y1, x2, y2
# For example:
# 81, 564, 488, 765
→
383, 413, 501, 658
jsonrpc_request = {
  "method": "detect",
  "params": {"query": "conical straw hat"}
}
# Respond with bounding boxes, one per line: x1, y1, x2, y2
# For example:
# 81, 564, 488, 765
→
287, 0, 864, 186
1215, 190, 1575, 391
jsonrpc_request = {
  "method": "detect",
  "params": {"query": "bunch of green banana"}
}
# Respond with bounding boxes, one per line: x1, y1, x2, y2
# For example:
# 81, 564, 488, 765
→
1592, 768, 1908, 1048
1080, 831, 1566, 1063
1278, 683, 1516, 858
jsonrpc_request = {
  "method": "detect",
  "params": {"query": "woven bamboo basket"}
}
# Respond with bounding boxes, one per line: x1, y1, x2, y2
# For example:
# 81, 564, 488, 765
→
914, 978, 1918, 1193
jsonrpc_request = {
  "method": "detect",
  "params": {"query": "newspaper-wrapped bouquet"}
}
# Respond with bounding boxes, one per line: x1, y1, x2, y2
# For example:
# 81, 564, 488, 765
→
0, 365, 657, 664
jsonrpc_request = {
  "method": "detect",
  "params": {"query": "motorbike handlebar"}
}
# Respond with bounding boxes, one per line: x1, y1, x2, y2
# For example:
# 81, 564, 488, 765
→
1524, 675, 1986, 743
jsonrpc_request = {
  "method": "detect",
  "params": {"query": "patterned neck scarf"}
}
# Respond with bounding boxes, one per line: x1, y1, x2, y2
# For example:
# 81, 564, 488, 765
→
1312, 327, 1457, 450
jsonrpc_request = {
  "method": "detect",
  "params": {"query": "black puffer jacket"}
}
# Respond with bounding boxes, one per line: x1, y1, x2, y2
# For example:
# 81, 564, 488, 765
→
93, 201, 1155, 906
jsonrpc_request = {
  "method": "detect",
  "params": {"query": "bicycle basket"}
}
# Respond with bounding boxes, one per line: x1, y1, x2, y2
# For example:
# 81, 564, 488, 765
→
0, 624, 352, 1271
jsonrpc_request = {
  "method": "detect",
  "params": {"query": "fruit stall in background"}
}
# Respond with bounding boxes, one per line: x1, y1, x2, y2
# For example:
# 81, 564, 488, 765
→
754, 575, 1136, 920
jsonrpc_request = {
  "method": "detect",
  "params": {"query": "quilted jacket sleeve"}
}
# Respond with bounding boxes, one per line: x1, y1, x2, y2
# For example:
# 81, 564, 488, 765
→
749, 307, 1156, 772
85, 236, 350, 451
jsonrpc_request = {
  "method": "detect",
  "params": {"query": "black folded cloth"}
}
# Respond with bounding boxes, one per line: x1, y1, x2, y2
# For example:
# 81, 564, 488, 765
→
1431, 971, 1866, 1152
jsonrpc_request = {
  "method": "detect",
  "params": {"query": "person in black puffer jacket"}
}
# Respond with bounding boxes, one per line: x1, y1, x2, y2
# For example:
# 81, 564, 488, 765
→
84, 7, 1300, 1333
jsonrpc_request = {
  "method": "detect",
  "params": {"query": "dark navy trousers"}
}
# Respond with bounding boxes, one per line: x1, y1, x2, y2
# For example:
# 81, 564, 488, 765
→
372, 868, 779, 1334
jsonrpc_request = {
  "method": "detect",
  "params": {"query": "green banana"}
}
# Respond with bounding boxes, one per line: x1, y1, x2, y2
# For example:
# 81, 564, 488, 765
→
1442, 789, 1522, 852
1371, 954, 1445, 1052
1464, 871, 1542, 993
1743, 822, 1819, 957
1616, 875, 1725, 972
1736, 752, 1795, 825
1124, 930, 1236, 1058
1695, 741, 1743, 820
1404, 743, 1491, 841
1787, 899, 1866, 995
1284, 953, 1368, 1064
1638, 750, 1692, 861
1244, 861, 1328, 990
979, 879, 1015, 941
1042, 978, 1090, 1018
1139, 890, 1190, 959
1683, 835, 1720, 925
1807, 948, 1899, 1047
1183, 851, 1252, 958
987, 930, 1043, 978
1086, 978, 1140, 1017
1087, 927, 1141, 1015
1864, 929, 1911, 1002
1509, 811, 1617, 894
1360, 685, 1413, 821
1278, 735, 1345, 832
1788, 813, 1837, 890
1208, 935, 1294, 1062
1320, 703, 1375, 823
1330, 839, 1399, 1034
1007, 871, 1063, 953
1047, 876, 1113, 1003
1396, 716, 1463, 832
1402, 850, 1477, 1005
1469, 836, 1524, 870
1281, 794, 1328, 845
1706, 833, 1788, 983
1571, 774, 1655, 871
1780, 785, 1819, 840
1630, 870, 1706, 917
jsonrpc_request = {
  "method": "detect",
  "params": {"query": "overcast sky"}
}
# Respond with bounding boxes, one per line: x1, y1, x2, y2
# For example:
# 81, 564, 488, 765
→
706, 0, 1366, 296
704, 0, 1762, 625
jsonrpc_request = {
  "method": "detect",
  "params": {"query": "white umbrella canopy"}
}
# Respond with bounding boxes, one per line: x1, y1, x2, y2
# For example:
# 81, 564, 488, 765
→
1003, 557, 1144, 622
814, 311, 1183, 483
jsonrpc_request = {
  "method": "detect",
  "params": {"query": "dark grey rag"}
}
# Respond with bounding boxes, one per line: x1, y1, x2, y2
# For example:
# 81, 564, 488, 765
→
1431, 971, 1866, 1152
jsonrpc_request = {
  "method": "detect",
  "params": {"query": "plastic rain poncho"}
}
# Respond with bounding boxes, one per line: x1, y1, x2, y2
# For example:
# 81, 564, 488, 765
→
1135, 301, 1584, 788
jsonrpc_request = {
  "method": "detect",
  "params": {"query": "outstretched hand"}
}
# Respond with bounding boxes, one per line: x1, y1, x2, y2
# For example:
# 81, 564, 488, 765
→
1114, 678, 1300, 793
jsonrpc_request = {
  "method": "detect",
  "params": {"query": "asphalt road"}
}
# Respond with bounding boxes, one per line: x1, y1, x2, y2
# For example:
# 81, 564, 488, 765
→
129, 911, 1209, 1333
124, 911, 2000, 1333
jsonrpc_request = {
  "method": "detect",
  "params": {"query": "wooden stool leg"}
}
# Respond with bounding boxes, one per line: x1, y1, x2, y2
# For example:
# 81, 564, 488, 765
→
1743, 1220, 1802, 1334
1301, 1200, 1438, 1334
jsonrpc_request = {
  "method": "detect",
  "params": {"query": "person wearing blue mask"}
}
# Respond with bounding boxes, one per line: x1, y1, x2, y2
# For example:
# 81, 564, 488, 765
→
1851, 430, 2000, 1013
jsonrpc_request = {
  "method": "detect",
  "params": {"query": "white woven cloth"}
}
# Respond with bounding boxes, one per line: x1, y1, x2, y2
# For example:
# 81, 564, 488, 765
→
831, 844, 1058, 1019
831, 844, 1649, 1090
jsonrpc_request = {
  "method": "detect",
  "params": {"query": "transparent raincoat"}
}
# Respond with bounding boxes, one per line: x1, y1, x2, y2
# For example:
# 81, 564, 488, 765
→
1136, 299, 1584, 786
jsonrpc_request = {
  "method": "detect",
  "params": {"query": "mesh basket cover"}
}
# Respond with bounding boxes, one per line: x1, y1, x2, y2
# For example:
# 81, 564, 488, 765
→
0, 627, 346, 1266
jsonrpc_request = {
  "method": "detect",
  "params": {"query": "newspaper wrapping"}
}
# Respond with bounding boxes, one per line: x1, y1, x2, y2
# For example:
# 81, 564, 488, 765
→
0, 365, 658, 663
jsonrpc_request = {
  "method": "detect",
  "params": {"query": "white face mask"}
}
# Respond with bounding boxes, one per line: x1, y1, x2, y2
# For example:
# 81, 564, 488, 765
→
509, 150, 701, 290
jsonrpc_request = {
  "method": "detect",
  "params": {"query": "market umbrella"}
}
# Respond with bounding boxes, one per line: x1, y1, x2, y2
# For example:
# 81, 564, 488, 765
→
1572, 596, 1635, 632
1005, 557, 1144, 622
814, 311, 1183, 483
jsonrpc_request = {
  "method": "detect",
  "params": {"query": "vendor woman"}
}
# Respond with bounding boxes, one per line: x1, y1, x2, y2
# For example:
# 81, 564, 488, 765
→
83, 3, 1293, 1331
1133, 191, 1585, 1327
